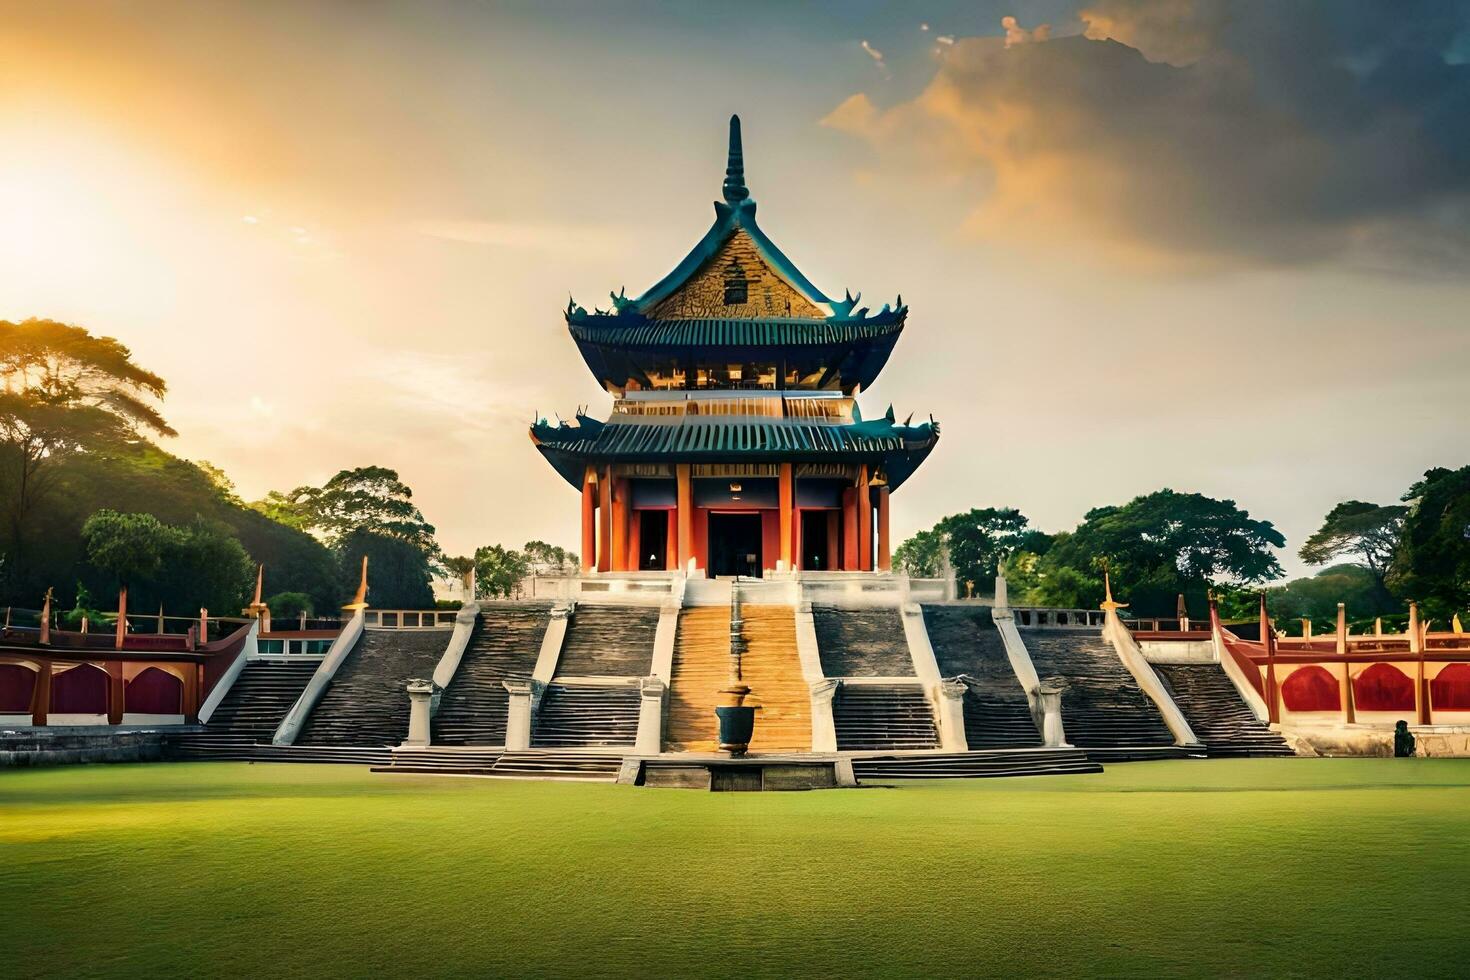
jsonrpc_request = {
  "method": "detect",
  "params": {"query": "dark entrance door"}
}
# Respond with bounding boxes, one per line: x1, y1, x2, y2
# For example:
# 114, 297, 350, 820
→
800, 510, 830, 570
709, 512, 763, 578
638, 510, 668, 570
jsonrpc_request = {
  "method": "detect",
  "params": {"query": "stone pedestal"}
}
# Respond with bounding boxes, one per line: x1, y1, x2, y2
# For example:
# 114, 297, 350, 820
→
636, 676, 665, 755
1038, 683, 1070, 748
504, 679, 534, 751
404, 678, 435, 747
810, 678, 839, 753
937, 678, 970, 752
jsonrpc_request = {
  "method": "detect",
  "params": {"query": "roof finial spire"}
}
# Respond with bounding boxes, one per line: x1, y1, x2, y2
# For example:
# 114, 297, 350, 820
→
723, 114, 750, 205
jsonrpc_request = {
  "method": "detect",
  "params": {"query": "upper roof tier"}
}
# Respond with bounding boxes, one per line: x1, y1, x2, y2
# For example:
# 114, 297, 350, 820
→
566, 116, 907, 394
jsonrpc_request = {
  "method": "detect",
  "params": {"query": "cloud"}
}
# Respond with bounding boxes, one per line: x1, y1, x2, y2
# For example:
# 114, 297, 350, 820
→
1001, 16, 1051, 48
860, 39, 890, 77
823, 2, 1470, 274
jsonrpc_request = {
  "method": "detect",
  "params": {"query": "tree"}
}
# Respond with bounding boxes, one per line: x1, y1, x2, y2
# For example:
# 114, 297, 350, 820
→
273, 466, 438, 556
475, 544, 529, 599
522, 540, 577, 575
1389, 465, 1470, 618
1300, 500, 1406, 598
1030, 490, 1284, 616
249, 490, 310, 531
81, 510, 170, 589
893, 528, 946, 578
336, 528, 434, 609
0, 319, 174, 585
267, 592, 315, 620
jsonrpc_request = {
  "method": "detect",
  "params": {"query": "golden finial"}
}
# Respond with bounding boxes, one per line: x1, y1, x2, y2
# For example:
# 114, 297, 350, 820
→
343, 555, 370, 611
1100, 568, 1128, 613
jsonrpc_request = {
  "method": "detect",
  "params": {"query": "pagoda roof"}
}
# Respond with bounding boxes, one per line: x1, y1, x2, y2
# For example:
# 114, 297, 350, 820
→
565, 116, 906, 343
530, 411, 939, 491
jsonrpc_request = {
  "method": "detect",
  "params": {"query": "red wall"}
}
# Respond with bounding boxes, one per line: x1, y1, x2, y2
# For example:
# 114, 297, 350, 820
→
125, 667, 183, 715
0, 664, 36, 712
1282, 665, 1340, 712
1354, 663, 1415, 712
1431, 664, 1470, 710
51, 663, 110, 714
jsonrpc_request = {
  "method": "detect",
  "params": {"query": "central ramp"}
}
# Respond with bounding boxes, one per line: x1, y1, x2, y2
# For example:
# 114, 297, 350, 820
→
923, 606, 1040, 748
666, 607, 729, 752
1021, 628, 1177, 758
297, 629, 449, 747
666, 605, 809, 753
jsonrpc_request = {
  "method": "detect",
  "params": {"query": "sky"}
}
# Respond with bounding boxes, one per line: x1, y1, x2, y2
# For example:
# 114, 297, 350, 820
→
3, 0, 1469, 579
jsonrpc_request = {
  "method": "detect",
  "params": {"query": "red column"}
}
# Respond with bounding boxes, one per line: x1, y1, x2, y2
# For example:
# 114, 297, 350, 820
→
611, 478, 629, 572
841, 488, 858, 571
628, 509, 642, 571
597, 468, 612, 572
665, 510, 678, 571
778, 463, 794, 572
107, 662, 124, 725
826, 511, 840, 571
676, 464, 693, 572
581, 468, 597, 573
876, 487, 891, 571
857, 467, 873, 572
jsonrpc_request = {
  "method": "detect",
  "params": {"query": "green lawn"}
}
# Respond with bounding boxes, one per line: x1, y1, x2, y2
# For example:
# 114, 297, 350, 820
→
3, 760, 1469, 978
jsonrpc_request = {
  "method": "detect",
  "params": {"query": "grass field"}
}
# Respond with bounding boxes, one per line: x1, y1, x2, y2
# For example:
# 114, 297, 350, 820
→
4, 759, 1470, 978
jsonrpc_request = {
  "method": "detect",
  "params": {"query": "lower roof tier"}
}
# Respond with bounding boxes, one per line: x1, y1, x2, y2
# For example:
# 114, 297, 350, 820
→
530, 412, 938, 491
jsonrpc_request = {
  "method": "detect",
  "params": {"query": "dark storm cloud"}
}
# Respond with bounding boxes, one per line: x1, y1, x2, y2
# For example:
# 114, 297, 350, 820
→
826, 0, 1470, 272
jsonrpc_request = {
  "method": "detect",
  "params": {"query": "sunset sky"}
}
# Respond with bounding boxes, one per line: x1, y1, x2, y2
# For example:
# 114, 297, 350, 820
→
4, 0, 1468, 577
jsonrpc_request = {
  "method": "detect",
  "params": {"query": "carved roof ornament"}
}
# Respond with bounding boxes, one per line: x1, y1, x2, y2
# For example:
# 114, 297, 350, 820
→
723, 114, 750, 206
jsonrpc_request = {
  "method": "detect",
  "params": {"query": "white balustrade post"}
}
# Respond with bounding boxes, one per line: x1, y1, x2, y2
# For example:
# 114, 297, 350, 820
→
404, 678, 434, 747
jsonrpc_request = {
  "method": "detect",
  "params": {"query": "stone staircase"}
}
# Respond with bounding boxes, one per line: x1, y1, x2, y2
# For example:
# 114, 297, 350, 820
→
833, 684, 939, 751
1154, 663, 1295, 757
296, 629, 449, 747
531, 683, 640, 747
487, 749, 624, 781
197, 659, 319, 741
666, 606, 732, 752
555, 604, 660, 676
850, 747, 1102, 781
166, 737, 392, 765
922, 606, 1041, 749
1020, 628, 1183, 760
740, 605, 811, 752
372, 746, 504, 774
433, 604, 550, 746
812, 605, 915, 676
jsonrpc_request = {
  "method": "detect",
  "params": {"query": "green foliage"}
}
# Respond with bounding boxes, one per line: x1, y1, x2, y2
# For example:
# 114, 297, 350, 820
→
80, 509, 254, 613
475, 544, 530, 599
267, 591, 314, 619
521, 540, 577, 575
337, 528, 434, 609
893, 528, 945, 578
2, 442, 341, 610
1300, 500, 1405, 593
82, 510, 170, 587
0, 318, 175, 585
1025, 490, 1284, 616
894, 508, 1043, 591
1389, 465, 1470, 618
1263, 564, 1394, 625
267, 466, 439, 559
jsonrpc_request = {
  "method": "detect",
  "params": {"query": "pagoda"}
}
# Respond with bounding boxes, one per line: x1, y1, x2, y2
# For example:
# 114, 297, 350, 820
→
531, 116, 938, 578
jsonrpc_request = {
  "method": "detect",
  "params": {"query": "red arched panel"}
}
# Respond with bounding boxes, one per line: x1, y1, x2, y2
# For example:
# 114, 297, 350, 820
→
0, 664, 37, 713
1282, 665, 1340, 712
1354, 663, 1416, 712
1431, 664, 1470, 710
125, 667, 182, 715
51, 663, 110, 714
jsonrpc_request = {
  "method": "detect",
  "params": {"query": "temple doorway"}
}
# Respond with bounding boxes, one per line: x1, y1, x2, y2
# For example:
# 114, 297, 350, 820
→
800, 510, 831, 570
638, 510, 669, 570
709, 512, 762, 577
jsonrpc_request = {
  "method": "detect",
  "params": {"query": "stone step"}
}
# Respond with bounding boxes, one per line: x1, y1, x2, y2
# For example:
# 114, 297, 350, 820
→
433, 603, 550, 747
296, 629, 450, 747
